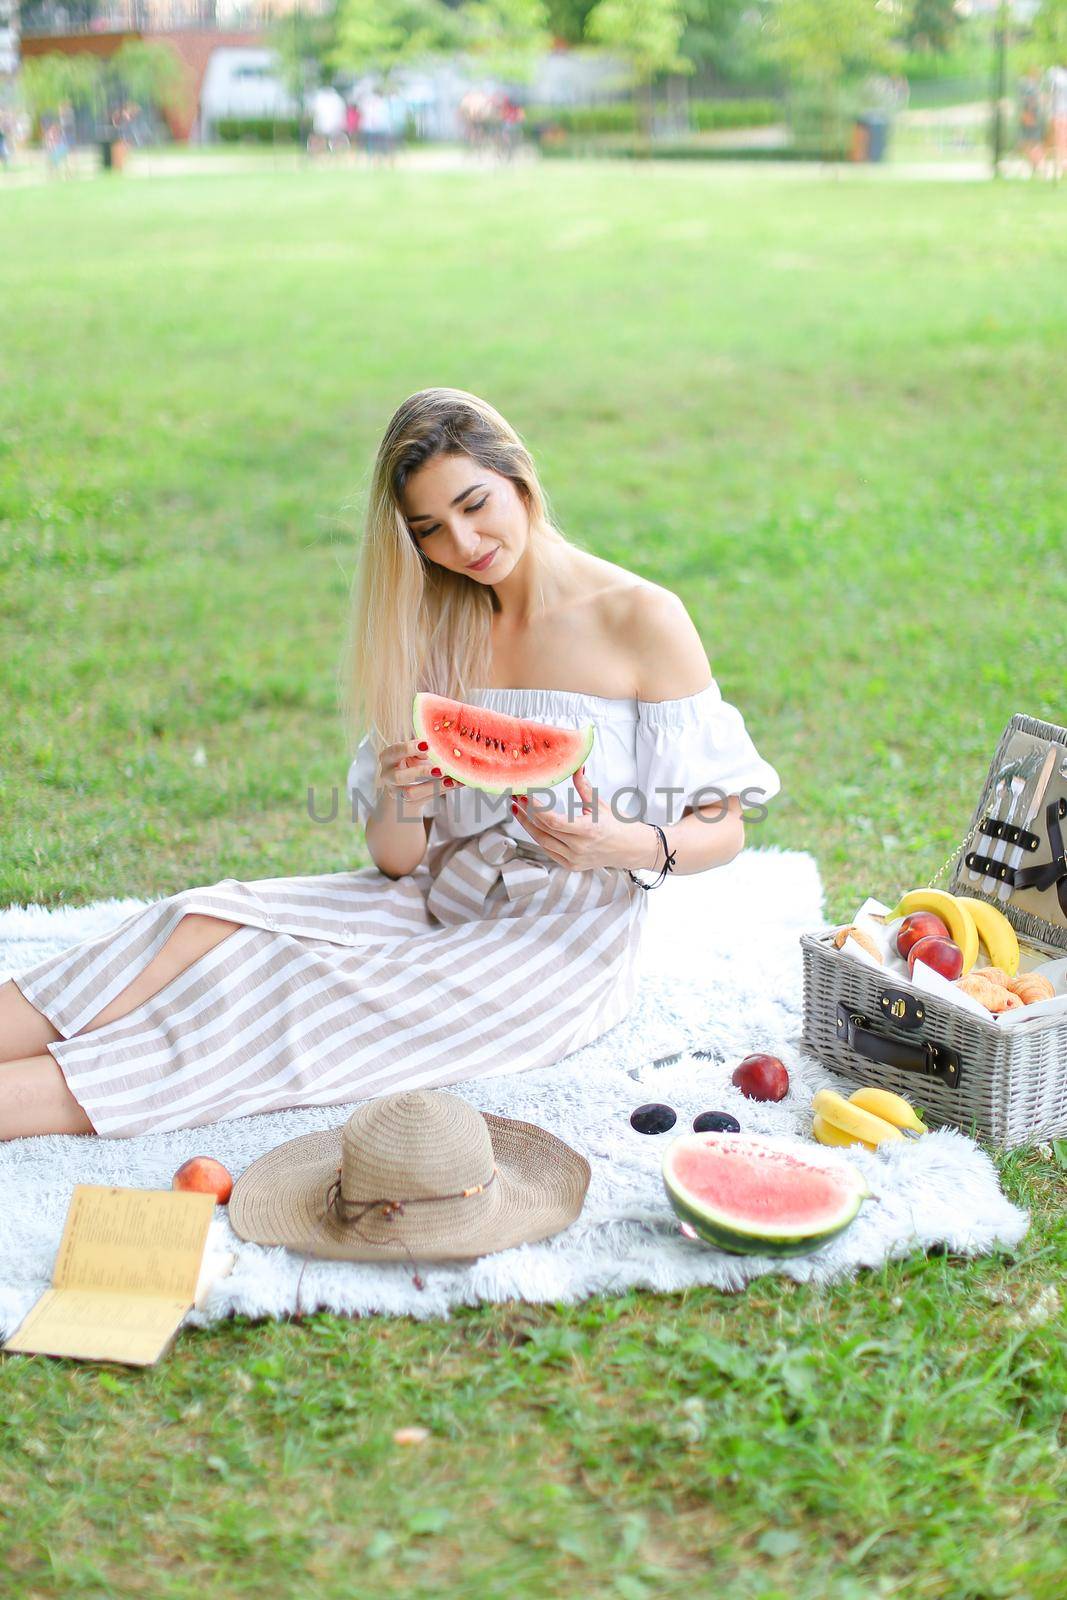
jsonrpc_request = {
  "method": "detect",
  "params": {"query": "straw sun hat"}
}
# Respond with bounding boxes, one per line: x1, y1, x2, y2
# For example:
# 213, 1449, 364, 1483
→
229, 1089, 591, 1276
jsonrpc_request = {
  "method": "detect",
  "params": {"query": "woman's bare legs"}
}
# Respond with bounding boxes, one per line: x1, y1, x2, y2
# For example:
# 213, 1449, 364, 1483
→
0, 913, 243, 1138
0, 1054, 96, 1138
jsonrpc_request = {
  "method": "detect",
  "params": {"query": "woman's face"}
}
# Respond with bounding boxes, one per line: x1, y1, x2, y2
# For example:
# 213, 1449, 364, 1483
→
400, 453, 528, 582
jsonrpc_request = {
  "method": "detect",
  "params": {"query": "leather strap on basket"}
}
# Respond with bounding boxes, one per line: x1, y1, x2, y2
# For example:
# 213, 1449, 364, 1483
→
836, 1004, 961, 1088
1011, 797, 1067, 917
965, 797, 1067, 916
978, 815, 1041, 852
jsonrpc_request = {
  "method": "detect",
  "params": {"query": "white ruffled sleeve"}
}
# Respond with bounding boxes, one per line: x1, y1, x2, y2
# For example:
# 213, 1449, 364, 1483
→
345, 733, 382, 828
634, 681, 782, 828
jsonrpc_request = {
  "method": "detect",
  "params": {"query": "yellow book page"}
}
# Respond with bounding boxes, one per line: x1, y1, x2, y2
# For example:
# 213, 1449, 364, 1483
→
1, 1186, 217, 1367
2, 1287, 189, 1367
52, 1185, 216, 1298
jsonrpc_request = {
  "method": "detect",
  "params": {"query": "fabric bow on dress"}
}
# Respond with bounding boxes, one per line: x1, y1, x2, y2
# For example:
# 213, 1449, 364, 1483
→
426, 823, 553, 926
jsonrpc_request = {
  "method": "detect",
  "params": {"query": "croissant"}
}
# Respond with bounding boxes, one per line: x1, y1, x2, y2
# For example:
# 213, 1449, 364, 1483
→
1006, 972, 1056, 1007
957, 974, 1024, 1014
972, 966, 1010, 989
832, 925, 883, 963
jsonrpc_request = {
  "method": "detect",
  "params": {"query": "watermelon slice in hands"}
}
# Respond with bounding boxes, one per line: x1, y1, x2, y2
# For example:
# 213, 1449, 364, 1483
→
412, 692, 594, 795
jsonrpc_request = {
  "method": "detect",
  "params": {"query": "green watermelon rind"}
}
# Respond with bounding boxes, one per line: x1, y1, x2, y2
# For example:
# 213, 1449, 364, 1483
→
412, 692, 594, 794
662, 1134, 869, 1258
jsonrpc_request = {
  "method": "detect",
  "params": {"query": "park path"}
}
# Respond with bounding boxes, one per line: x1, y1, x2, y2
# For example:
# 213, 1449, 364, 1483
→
0, 141, 1023, 189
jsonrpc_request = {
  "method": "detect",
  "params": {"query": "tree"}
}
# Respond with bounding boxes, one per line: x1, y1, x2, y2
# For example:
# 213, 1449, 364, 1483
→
902, 0, 960, 56
271, 5, 342, 102
762, 0, 898, 158
19, 54, 99, 125
584, 0, 694, 149
330, 0, 466, 86
1033, 0, 1067, 64
765, 0, 896, 85
19, 43, 181, 136
106, 41, 184, 120
543, 0, 597, 43
678, 0, 761, 78
459, 0, 553, 84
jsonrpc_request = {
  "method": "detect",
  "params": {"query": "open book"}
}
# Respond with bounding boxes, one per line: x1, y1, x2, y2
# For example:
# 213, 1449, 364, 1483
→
2, 1184, 236, 1368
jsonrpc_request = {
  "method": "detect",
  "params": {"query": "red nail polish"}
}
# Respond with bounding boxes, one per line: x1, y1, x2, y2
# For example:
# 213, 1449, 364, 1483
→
431, 767, 442, 777
444, 777, 454, 786
417, 742, 428, 752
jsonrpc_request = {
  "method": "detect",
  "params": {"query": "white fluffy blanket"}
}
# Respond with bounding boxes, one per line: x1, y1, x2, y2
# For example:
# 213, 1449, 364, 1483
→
0, 847, 1028, 1331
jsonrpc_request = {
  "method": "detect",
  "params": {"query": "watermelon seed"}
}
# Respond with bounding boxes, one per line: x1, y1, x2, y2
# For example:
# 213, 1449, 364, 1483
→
452, 748, 461, 757
511, 748, 519, 758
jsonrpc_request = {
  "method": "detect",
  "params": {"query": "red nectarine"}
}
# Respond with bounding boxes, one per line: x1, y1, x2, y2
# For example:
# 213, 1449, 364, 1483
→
907, 937, 963, 982
172, 1156, 233, 1205
731, 1053, 790, 1102
897, 912, 950, 961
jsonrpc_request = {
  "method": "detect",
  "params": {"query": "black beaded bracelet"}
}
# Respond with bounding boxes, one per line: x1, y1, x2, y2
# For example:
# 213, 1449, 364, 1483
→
627, 823, 677, 891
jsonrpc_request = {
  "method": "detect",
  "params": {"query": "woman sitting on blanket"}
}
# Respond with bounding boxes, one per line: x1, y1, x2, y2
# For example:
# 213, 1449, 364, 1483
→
1, 388, 779, 1141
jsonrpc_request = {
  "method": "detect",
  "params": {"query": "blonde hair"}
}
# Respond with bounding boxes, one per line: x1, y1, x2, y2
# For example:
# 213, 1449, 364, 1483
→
339, 388, 580, 756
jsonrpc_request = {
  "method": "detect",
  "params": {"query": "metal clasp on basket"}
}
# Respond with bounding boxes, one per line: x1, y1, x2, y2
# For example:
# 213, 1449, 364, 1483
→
877, 987, 925, 1031
836, 1003, 961, 1088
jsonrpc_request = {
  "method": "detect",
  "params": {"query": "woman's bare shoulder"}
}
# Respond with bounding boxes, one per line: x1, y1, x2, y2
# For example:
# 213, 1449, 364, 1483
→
578, 555, 665, 622
590, 563, 682, 638
603, 576, 713, 702
573, 560, 705, 699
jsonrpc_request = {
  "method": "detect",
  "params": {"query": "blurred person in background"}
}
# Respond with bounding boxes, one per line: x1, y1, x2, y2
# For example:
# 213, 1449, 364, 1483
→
1017, 65, 1046, 176
359, 86, 391, 165
384, 87, 404, 164
59, 100, 76, 153
498, 94, 525, 162
43, 116, 71, 179
309, 84, 348, 156
459, 87, 492, 155
1045, 60, 1067, 180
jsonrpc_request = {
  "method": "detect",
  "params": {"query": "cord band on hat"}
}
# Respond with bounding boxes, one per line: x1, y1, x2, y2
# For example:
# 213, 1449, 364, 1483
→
327, 1164, 498, 1226
291, 1165, 499, 1312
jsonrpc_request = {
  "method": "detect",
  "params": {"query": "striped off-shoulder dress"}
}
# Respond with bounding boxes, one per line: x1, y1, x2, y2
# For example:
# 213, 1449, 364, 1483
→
12, 684, 781, 1139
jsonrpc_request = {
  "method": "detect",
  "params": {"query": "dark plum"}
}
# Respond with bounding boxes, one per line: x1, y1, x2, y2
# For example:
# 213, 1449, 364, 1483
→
692, 1111, 741, 1134
629, 1102, 678, 1135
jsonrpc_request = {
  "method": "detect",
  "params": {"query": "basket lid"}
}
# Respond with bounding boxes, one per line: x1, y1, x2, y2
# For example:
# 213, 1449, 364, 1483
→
947, 712, 1067, 953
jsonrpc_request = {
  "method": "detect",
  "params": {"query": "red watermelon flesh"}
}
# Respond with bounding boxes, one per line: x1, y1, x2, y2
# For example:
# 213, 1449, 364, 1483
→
412, 692, 594, 794
663, 1134, 869, 1257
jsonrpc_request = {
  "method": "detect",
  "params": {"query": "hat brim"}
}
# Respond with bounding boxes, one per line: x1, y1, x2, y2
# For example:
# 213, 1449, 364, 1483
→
228, 1111, 591, 1262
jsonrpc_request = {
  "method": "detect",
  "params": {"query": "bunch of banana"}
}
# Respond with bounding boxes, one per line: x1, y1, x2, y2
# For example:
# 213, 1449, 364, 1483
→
953, 896, 1020, 978
812, 1087, 927, 1151
885, 889, 1020, 979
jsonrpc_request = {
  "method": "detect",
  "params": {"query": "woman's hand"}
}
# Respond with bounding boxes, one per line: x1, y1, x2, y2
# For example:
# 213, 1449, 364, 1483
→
378, 739, 465, 822
510, 767, 658, 872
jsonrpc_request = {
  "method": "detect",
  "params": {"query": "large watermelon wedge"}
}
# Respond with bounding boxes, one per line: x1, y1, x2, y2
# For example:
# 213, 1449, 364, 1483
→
412, 692, 594, 795
663, 1133, 869, 1257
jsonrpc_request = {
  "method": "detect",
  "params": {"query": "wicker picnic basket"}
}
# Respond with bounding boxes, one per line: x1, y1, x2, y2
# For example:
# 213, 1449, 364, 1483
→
799, 712, 1067, 1148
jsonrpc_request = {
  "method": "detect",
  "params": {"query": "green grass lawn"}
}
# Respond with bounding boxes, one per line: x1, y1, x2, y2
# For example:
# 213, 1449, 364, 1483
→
1, 163, 1064, 1598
